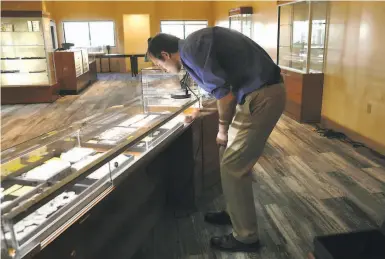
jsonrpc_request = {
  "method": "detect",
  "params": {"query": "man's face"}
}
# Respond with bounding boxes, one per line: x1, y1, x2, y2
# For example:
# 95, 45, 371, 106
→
149, 51, 182, 74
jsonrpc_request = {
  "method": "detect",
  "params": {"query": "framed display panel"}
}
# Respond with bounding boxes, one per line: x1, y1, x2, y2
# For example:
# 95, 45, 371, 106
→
0, 85, 198, 259
229, 7, 253, 38
277, 1, 328, 73
1, 14, 56, 86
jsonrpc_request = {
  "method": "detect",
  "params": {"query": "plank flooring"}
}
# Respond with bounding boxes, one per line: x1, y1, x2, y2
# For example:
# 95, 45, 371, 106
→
1, 73, 141, 150
136, 115, 385, 259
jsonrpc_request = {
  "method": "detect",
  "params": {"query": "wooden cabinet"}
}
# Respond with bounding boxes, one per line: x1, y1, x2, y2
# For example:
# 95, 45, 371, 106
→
281, 68, 324, 123
54, 51, 97, 94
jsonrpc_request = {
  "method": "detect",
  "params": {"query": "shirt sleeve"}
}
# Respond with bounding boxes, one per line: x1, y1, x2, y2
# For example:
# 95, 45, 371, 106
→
182, 31, 230, 99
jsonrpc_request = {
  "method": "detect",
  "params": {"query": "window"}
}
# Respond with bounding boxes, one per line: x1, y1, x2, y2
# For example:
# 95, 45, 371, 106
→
63, 21, 115, 47
160, 20, 208, 39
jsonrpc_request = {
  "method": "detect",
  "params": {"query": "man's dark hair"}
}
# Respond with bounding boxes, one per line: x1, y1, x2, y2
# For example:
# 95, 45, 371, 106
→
147, 33, 180, 60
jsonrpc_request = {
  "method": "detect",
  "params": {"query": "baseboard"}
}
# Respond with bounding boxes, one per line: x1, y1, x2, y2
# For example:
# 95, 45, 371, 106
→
321, 116, 385, 156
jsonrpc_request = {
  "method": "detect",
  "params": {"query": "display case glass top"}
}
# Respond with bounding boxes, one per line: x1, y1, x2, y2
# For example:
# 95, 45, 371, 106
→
1, 13, 56, 86
278, 1, 328, 73
0, 77, 198, 258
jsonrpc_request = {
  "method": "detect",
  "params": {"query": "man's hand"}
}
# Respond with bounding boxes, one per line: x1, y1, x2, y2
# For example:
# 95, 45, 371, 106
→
216, 92, 235, 147
216, 124, 229, 147
184, 107, 218, 123
216, 131, 228, 147
184, 108, 200, 123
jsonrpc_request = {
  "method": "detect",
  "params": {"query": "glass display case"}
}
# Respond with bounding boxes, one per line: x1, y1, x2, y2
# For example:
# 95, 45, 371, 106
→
141, 67, 200, 111
1, 12, 56, 86
278, 1, 328, 73
229, 7, 253, 38
0, 76, 199, 258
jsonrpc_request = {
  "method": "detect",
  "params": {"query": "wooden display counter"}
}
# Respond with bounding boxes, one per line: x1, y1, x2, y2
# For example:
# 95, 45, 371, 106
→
54, 51, 98, 94
31, 112, 220, 259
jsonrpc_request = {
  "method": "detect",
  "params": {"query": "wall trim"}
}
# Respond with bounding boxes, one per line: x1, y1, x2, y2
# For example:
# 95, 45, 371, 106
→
321, 116, 385, 156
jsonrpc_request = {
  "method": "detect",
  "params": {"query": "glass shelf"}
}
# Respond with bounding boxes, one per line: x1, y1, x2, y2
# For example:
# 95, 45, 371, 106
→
277, 1, 328, 73
1, 71, 48, 74
1, 57, 46, 60
28, 71, 47, 74
1, 31, 42, 33
1, 45, 45, 47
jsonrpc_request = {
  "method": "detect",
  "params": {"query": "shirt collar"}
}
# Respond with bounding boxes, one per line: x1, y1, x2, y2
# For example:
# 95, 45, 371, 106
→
178, 39, 185, 54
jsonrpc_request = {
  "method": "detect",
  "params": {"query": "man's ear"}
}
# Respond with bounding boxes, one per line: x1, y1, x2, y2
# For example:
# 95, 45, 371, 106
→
160, 51, 170, 60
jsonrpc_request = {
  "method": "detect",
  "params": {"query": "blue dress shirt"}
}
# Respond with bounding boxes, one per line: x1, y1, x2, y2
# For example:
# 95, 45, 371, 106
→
179, 27, 281, 104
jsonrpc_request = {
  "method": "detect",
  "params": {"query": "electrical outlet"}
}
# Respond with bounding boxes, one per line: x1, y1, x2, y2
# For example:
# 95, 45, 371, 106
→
367, 103, 372, 114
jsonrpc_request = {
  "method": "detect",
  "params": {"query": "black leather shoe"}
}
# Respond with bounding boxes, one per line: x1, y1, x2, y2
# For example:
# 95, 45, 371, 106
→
210, 233, 261, 252
204, 211, 232, 225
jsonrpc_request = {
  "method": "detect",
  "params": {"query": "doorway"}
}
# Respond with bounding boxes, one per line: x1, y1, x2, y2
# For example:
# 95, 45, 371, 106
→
123, 14, 150, 72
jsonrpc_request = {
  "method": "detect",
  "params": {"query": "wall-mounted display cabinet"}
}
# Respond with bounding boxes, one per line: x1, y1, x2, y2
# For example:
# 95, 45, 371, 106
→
0, 76, 200, 258
229, 7, 253, 38
278, 0, 328, 73
1, 11, 59, 104
277, 1, 328, 123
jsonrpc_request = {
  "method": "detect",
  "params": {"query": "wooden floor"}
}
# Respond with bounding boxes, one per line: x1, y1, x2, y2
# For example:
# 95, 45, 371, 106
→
135, 115, 385, 259
1, 74, 141, 150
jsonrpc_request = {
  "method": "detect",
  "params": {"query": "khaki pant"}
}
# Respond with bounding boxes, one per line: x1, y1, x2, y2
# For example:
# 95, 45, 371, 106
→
220, 82, 286, 243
